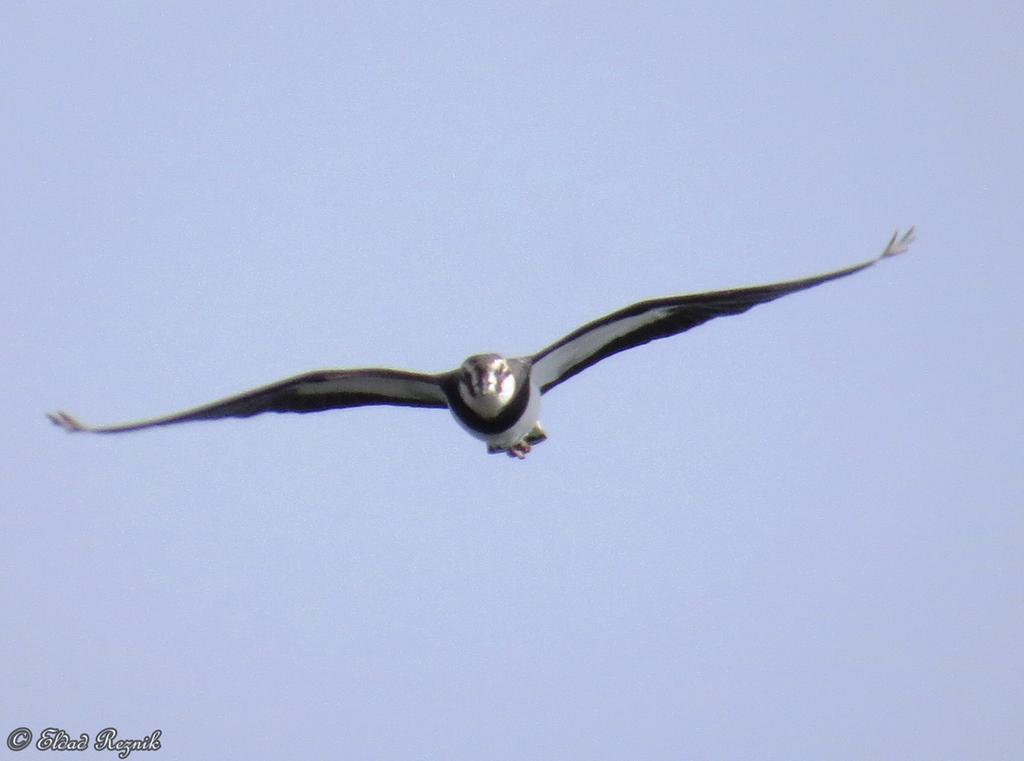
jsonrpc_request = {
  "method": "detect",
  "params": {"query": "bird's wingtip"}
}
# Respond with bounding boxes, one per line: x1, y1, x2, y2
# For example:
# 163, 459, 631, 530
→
881, 226, 916, 259
47, 411, 89, 433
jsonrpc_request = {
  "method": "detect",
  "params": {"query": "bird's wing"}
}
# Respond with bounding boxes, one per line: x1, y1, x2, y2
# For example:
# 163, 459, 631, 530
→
529, 228, 915, 394
48, 367, 450, 433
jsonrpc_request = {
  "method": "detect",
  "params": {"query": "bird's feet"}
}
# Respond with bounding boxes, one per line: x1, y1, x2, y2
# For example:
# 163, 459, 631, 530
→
506, 441, 532, 459
486, 425, 547, 459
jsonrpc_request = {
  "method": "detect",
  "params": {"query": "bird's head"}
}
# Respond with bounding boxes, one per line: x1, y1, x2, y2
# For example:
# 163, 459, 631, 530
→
460, 354, 513, 397
457, 354, 517, 415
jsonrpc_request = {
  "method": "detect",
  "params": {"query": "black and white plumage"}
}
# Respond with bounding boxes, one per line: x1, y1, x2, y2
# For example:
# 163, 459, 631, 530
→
49, 228, 915, 458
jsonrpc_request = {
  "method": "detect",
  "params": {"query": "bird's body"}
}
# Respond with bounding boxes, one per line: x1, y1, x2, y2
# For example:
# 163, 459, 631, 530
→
49, 229, 915, 458
443, 355, 543, 457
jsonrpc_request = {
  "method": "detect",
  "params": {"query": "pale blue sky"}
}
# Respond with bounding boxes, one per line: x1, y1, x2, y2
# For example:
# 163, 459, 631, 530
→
2, 2, 1021, 759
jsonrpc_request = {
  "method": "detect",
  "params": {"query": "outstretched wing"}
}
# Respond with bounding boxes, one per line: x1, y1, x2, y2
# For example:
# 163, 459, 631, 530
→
529, 228, 915, 394
48, 367, 449, 433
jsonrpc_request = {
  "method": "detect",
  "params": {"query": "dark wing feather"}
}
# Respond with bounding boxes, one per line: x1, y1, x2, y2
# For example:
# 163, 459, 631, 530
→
529, 228, 915, 393
48, 367, 449, 434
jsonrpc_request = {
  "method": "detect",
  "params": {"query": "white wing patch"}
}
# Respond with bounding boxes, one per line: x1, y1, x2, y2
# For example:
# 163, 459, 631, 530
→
294, 373, 444, 404
531, 307, 671, 391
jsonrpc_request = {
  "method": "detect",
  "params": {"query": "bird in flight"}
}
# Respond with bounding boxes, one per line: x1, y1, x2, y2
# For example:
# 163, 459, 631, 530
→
49, 228, 915, 459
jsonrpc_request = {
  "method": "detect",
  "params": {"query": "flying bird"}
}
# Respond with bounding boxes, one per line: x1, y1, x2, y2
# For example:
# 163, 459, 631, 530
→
49, 228, 915, 458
